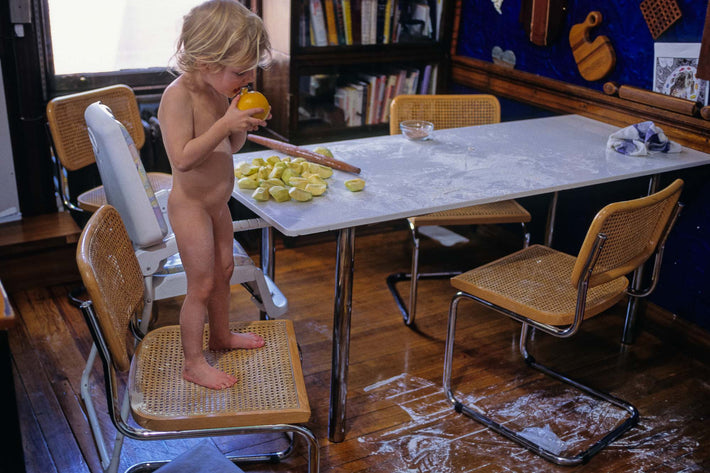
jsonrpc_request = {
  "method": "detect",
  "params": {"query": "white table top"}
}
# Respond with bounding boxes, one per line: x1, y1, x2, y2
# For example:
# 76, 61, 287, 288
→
232, 114, 710, 237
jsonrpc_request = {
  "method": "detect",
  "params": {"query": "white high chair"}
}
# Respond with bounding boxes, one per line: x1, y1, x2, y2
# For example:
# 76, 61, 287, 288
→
84, 101, 287, 332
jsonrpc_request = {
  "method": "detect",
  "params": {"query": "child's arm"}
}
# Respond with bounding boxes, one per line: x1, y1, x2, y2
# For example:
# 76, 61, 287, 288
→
159, 86, 265, 172
228, 116, 248, 155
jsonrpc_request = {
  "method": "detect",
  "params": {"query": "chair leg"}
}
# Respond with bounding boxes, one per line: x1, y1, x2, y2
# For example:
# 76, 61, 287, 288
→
390, 222, 530, 326
122, 425, 319, 473
408, 227, 421, 324
387, 225, 458, 326
140, 276, 155, 335
444, 292, 639, 466
521, 222, 531, 248
81, 344, 126, 472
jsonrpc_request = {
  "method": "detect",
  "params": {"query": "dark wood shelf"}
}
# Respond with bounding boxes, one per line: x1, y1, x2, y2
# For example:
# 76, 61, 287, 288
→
260, 1, 454, 144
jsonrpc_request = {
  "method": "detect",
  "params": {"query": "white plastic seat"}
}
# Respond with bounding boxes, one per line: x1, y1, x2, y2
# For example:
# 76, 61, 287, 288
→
84, 101, 287, 333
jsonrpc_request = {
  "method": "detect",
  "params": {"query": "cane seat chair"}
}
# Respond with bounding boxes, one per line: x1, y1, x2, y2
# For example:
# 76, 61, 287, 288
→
387, 94, 531, 325
444, 179, 684, 465
47, 84, 172, 214
80, 102, 289, 458
76, 205, 318, 473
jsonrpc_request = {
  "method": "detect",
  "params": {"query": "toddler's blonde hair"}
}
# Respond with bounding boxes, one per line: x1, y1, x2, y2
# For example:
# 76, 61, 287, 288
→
174, 0, 271, 73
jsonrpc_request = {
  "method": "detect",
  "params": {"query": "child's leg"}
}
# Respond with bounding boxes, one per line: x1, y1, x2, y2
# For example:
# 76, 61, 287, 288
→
207, 203, 265, 350
170, 201, 237, 389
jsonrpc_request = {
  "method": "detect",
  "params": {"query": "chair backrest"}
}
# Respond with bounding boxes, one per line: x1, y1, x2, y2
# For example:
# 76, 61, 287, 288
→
389, 94, 501, 135
76, 205, 144, 372
47, 84, 145, 171
84, 102, 168, 248
571, 179, 684, 288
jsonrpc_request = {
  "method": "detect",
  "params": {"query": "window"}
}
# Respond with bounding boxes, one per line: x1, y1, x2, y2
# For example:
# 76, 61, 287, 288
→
48, 0, 200, 75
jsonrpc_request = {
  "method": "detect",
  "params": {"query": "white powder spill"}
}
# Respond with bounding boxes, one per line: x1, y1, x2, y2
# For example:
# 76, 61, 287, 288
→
518, 424, 566, 455
357, 373, 706, 472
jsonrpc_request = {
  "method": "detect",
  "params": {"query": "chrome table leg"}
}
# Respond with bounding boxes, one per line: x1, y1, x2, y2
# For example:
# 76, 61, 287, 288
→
328, 227, 355, 443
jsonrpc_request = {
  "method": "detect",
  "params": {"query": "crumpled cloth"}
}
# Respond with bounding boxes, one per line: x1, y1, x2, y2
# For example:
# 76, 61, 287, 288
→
154, 441, 244, 472
606, 121, 682, 156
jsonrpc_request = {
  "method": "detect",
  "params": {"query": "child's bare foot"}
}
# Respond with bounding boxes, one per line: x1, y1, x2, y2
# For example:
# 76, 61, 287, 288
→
183, 357, 237, 390
209, 331, 265, 351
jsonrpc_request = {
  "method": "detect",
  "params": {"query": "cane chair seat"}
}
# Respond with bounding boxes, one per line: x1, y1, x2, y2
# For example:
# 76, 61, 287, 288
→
452, 245, 628, 327
131, 320, 311, 431
47, 84, 172, 213
387, 94, 530, 326
409, 199, 530, 227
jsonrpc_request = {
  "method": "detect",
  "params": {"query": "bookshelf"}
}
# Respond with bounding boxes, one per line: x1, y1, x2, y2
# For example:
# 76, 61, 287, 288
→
259, 0, 454, 144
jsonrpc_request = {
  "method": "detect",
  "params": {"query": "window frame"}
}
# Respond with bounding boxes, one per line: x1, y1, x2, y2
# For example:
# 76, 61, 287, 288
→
46, 0, 260, 97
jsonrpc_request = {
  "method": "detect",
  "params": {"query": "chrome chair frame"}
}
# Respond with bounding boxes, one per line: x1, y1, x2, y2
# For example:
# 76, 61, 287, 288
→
76, 205, 317, 473
443, 193, 682, 465
79, 299, 318, 473
387, 219, 530, 326
386, 94, 530, 326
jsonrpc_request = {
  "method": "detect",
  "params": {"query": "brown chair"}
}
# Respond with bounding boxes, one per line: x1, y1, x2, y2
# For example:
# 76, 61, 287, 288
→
443, 179, 684, 465
76, 205, 318, 473
47, 84, 172, 214
387, 94, 531, 325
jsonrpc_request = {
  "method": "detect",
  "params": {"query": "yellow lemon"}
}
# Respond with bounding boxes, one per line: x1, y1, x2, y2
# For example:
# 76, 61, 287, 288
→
237, 90, 270, 120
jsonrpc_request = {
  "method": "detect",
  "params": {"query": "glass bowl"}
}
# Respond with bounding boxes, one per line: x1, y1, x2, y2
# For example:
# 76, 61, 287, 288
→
400, 120, 434, 141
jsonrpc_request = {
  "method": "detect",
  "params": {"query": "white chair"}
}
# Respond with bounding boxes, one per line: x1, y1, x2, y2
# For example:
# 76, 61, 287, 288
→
84, 101, 287, 333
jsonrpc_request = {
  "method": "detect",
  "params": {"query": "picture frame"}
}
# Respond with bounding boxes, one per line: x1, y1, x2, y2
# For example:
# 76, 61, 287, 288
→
653, 42, 709, 106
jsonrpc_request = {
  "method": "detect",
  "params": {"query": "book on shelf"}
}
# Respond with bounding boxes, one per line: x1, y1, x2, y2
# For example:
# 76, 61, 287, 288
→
324, 64, 432, 128
418, 63, 432, 95
305, 0, 444, 46
309, 0, 328, 46
381, 72, 398, 122
360, 0, 377, 45
429, 65, 438, 94
351, 0, 362, 44
375, 0, 387, 44
405, 68, 420, 95
323, 0, 339, 45
341, 0, 353, 45
299, 7, 309, 47
333, 1, 347, 45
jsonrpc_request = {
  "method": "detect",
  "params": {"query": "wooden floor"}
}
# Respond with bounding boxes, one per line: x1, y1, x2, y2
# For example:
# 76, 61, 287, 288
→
7, 224, 710, 472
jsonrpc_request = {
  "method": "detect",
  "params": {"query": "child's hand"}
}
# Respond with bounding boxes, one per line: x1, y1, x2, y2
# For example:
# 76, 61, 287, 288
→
224, 95, 268, 133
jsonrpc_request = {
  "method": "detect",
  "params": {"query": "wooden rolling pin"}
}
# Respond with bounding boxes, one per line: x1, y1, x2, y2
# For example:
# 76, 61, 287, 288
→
604, 81, 701, 117
246, 134, 361, 174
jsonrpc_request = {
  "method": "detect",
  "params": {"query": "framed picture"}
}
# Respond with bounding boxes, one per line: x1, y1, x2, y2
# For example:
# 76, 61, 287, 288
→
653, 42, 709, 105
